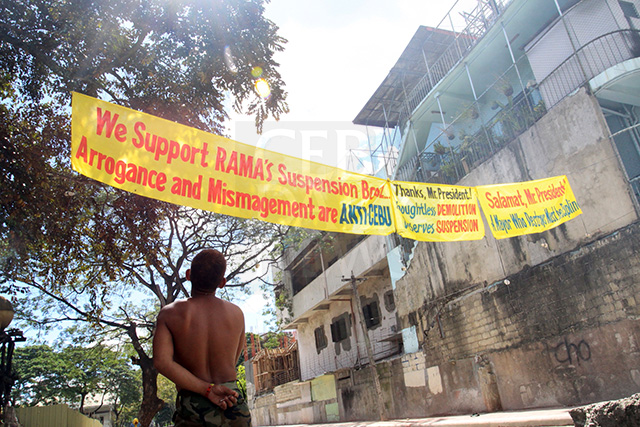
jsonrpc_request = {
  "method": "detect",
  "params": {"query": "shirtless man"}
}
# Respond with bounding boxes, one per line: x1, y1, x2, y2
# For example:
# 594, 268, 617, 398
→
153, 249, 250, 426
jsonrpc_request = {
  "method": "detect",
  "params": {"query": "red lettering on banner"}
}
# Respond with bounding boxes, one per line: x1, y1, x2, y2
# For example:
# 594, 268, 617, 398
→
170, 175, 203, 199
436, 219, 480, 233
484, 190, 527, 209
436, 203, 477, 216
96, 108, 127, 142
534, 182, 566, 202
362, 180, 389, 200
75, 136, 88, 161
74, 142, 167, 192
131, 120, 206, 165
319, 206, 338, 223
276, 164, 360, 198
215, 147, 272, 181
207, 178, 318, 220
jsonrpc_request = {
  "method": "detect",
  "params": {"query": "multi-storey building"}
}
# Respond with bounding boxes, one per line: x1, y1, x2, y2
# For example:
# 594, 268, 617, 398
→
248, 0, 640, 423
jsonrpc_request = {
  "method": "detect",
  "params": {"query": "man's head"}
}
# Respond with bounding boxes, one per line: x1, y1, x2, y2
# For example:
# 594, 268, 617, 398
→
187, 249, 227, 293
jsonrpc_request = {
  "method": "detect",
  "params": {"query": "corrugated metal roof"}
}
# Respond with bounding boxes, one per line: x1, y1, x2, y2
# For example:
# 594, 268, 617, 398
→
353, 26, 458, 128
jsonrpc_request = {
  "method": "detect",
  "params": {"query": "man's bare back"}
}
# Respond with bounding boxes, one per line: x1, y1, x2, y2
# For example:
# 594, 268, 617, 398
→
153, 249, 249, 421
156, 294, 245, 385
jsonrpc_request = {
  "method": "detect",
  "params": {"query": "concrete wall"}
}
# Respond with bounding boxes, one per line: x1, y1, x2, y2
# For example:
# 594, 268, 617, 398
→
296, 271, 399, 380
250, 375, 340, 426
396, 88, 637, 337
290, 234, 390, 319
251, 392, 277, 427
392, 88, 640, 413
252, 219, 640, 424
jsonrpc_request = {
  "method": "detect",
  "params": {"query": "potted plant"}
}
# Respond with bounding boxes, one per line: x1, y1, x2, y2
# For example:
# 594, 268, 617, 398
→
459, 133, 474, 156
440, 161, 458, 182
433, 142, 448, 155
440, 125, 456, 140
457, 132, 475, 174
461, 103, 479, 120
495, 76, 514, 97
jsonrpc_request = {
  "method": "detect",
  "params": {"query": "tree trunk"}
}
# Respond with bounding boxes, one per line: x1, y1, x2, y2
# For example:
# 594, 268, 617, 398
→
136, 353, 165, 427
79, 392, 86, 414
128, 325, 165, 427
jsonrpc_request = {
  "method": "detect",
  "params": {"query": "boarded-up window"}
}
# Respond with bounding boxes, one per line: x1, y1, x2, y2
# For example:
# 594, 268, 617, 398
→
314, 326, 327, 353
330, 317, 349, 342
362, 301, 381, 329
384, 290, 395, 312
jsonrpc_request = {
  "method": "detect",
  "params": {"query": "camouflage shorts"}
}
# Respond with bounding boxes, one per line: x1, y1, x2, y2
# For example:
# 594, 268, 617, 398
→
173, 382, 251, 427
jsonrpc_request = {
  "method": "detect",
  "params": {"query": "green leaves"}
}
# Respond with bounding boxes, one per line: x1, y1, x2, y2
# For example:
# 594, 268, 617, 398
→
13, 344, 141, 412
0, 0, 288, 132
2, 0, 290, 422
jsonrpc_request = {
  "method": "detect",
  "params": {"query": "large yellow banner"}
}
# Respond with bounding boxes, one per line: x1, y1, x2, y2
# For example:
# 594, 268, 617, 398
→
71, 94, 583, 242
476, 175, 582, 239
71, 92, 395, 235
391, 181, 484, 241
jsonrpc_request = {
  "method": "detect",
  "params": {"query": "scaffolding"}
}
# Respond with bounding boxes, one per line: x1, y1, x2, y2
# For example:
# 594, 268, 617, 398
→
252, 341, 300, 395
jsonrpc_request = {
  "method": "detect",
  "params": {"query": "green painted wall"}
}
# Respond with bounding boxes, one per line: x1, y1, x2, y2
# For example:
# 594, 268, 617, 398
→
310, 374, 337, 401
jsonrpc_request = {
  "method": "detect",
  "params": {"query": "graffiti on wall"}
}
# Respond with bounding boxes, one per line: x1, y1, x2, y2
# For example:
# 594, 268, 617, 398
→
552, 337, 591, 365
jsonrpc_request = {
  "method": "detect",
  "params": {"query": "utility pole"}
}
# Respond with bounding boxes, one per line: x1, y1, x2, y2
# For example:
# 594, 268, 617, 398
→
342, 272, 387, 421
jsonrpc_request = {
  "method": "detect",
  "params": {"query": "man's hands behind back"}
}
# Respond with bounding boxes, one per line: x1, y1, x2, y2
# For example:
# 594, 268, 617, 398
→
207, 383, 239, 410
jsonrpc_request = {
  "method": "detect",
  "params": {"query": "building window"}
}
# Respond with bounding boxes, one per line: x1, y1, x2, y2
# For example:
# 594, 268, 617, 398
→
362, 300, 381, 329
314, 326, 327, 353
620, 1, 640, 18
384, 290, 395, 312
330, 316, 349, 342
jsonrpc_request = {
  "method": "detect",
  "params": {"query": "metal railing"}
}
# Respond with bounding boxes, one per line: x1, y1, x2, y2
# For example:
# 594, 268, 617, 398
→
400, 0, 508, 128
390, 29, 640, 262
298, 329, 402, 382
539, 30, 640, 108
397, 29, 640, 187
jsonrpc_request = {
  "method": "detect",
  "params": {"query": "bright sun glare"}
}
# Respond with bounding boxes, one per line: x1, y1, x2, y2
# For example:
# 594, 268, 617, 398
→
254, 78, 271, 98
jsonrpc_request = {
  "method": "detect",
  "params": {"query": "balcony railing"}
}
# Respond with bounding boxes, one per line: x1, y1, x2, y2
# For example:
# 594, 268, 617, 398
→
399, 0, 508, 130
539, 30, 640, 108
397, 29, 640, 187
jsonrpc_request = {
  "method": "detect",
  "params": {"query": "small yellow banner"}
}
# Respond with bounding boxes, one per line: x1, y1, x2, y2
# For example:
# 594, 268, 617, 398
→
476, 175, 582, 239
71, 93, 395, 236
391, 181, 484, 241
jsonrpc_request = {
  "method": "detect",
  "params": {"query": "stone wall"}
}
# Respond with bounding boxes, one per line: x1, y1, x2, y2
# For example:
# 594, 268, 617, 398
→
417, 222, 640, 411
251, 392, 276, 427
390, 88, 640, 414
251, 220, 640, 424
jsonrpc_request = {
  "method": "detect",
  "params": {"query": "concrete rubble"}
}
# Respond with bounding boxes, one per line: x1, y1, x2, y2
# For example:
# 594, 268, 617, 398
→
570, 393, 640, 427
